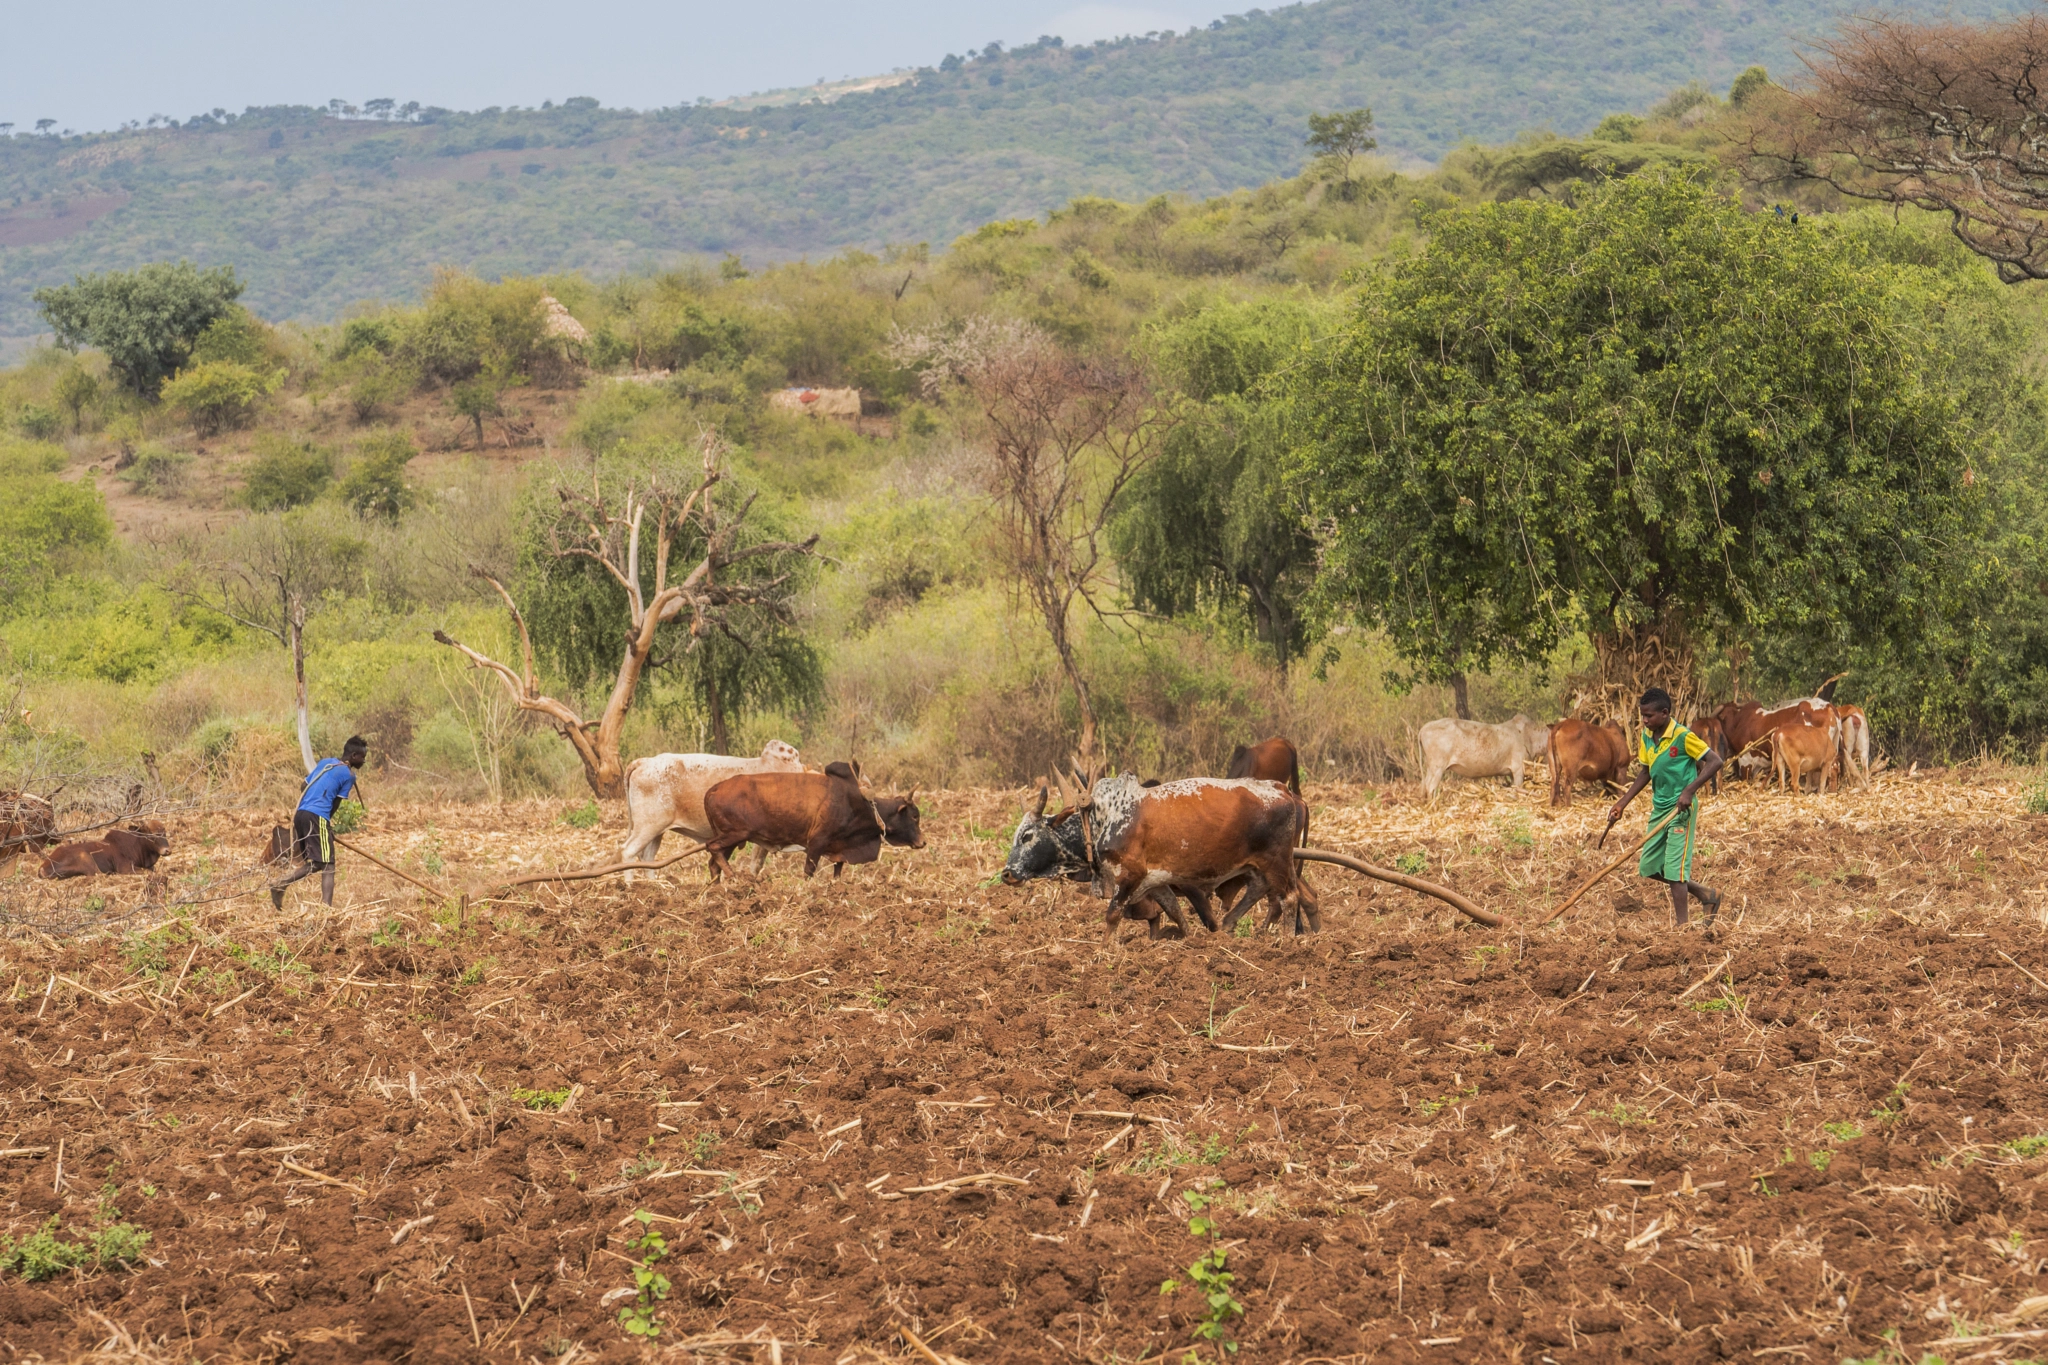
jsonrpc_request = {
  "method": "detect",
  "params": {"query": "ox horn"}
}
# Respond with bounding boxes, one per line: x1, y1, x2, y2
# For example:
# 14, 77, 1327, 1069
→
1029, 783, 1048, 817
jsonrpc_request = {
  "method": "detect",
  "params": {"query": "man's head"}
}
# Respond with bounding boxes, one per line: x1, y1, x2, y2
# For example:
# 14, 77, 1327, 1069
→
342, 735, 369, 768
1637, 687, 1673, 727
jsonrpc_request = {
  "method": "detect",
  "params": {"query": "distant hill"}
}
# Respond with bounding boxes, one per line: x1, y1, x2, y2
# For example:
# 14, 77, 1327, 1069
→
0, 0, 2014, 342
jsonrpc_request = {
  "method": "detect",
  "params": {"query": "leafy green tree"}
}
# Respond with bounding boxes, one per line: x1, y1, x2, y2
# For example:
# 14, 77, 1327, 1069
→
1113, 298, 1324, 673
336, 431, 417, 521
54, 364, 98, 431
0, 451, 112, 614
161, 361, 280, 434
239, 437, 333, 511
33, 263, 244, 399
1305, 108, 1376, 196
1287, 175, 1991, 706
450, 375, 504, 449
519, 445, 822, 756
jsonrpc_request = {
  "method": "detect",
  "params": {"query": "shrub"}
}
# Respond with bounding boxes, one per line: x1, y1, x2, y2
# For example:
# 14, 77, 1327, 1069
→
239, 437, 332, 510
341, 352, 416, 422
14, 404, 59, 440
336, 430, 417, 520
189, 308, 271, 367
162, 361, 281, 434
335, 315, 401, 360
123, 446, 190, 498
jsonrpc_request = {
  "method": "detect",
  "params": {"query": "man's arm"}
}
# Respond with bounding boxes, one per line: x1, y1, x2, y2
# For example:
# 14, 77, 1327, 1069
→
1674, 749, 1722, 811
1607, 768, 1650, 824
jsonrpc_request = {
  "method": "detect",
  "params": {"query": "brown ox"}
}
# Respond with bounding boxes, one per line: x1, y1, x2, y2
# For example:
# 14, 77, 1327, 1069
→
1547, 719, 1631, 806
1087, 775, 1315, 937
1709, 700, 1836, 779
702, 761, 923, 881
619, 740, 804, 881
1227, 736, 1306, 846
1226, 738, 1301, 793
1771, 715, 1840, 793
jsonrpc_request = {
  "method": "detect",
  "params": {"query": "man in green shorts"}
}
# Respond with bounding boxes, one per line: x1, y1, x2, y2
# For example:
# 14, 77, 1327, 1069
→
1607, 688, 1725, 927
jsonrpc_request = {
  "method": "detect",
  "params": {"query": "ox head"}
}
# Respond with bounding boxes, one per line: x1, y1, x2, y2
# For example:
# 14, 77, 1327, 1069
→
760, 739, 802, 768
871, 790, 925, 849
1000, 783, 1091, 886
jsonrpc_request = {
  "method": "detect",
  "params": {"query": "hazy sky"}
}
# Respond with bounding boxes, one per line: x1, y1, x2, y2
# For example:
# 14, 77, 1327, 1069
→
6, 0, 1223, 134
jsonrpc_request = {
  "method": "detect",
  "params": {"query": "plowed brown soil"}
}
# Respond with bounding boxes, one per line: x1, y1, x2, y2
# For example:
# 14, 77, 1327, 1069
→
2, 775, 2046, 1364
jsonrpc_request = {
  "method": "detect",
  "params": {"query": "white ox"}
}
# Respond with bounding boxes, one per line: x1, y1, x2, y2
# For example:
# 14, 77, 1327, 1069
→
1419, 715, 1550, 797
620, 741, 804, 881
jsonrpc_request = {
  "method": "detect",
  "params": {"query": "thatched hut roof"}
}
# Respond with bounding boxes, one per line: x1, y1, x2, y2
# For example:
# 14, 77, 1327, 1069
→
540, 295, 590, 345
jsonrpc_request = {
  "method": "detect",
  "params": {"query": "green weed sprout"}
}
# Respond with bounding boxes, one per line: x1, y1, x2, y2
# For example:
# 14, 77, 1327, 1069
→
617, 1211, 671, 1338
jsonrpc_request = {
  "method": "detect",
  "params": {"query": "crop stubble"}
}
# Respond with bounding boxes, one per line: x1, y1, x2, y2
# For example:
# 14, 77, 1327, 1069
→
0, 775, 2044, 1363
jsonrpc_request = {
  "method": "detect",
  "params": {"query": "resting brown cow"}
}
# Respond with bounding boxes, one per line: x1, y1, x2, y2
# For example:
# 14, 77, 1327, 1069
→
1547, 719, 1631, 806
1088, 775, 1315, 936
37, 825, 168, 879
702, 761, 923, 881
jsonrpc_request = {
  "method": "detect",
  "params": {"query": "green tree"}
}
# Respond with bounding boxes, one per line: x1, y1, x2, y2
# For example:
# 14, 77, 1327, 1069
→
1305, 108, 1377, 196
519, 445, 822, 757
336, 431, 418, 521
54, 364, 99, 431
450, 373, 506, 449
1287, 176, 1991, 709
33, 263, 245, 399
239, 437, 333, 511
1113, 298, 1324, 673
0, 452, 113, 614
161, 361, 280, 434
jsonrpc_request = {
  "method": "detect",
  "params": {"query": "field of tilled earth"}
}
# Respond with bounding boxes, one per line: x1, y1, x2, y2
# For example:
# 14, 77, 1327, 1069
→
0, 773, 2045, 1364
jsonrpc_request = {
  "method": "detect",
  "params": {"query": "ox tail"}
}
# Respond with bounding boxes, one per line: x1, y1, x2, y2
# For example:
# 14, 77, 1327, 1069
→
1294, 848, 1498, 927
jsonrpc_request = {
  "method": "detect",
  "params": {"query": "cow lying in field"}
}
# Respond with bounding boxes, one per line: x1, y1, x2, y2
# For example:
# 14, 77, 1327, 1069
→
38, 822, 170, 879
1420, 715, 1549, 797
702, 761, 923, 880
619, 740, 804, 881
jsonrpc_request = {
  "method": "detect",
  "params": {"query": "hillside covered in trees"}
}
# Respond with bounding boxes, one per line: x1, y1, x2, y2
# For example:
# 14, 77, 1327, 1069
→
7, 57, 2048, 806
0, 0, 2015, 348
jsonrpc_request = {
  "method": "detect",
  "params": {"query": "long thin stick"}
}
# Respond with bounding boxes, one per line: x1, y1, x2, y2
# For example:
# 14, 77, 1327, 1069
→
500, 841, 710, 889
1997, 949, 2048, 993
1294, 848, 1499, 927
331, 836, 454, 900
1542, 806, 1683, 926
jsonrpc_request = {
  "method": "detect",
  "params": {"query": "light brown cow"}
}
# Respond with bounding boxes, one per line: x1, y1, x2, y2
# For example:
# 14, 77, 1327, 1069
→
620, 741, 804, 881
1547, 719, 1631, 806
1420, 715, 1549, 797
1772, 715, 1840, 793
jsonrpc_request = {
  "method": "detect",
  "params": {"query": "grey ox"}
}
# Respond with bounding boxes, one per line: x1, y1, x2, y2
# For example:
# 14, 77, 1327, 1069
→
1419, 715, 1550, 797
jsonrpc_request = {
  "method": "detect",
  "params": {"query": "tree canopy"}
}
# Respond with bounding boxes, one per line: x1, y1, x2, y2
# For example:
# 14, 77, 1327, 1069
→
33, 263, 245, 398
1113, 297, 1326, 671
1286, 175, 1996, 697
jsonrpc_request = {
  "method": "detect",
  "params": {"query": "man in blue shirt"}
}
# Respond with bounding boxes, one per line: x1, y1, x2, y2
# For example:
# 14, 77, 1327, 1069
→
272, 736, 367, 909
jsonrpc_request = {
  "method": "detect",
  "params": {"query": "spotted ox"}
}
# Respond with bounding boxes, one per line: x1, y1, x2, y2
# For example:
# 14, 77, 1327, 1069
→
1000, 788, 1238, 939
702, 761, 923, 881
1087, 774, 1315, 936
619, 740, 804, 880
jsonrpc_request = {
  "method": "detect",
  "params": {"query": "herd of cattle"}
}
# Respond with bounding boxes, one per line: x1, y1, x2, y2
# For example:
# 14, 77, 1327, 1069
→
1422, 696, 1874, 804
0, 702, 1869, 937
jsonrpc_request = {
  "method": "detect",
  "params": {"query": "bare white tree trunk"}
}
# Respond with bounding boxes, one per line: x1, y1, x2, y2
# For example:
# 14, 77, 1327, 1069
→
290, 601, 314, 774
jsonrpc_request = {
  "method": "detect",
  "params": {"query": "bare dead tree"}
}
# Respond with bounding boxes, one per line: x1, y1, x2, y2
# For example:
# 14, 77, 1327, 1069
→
1738, 12, 2048, 282
431, 435, 818, 798
153, 514, 367, 774
891, 318, 1171, 767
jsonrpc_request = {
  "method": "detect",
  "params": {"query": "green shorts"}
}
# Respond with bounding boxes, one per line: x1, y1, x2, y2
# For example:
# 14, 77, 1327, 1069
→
1638, 805, 1696, 882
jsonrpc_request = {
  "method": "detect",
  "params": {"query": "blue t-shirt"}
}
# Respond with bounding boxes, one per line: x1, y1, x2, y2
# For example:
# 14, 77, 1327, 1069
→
298, 759, 358, 819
